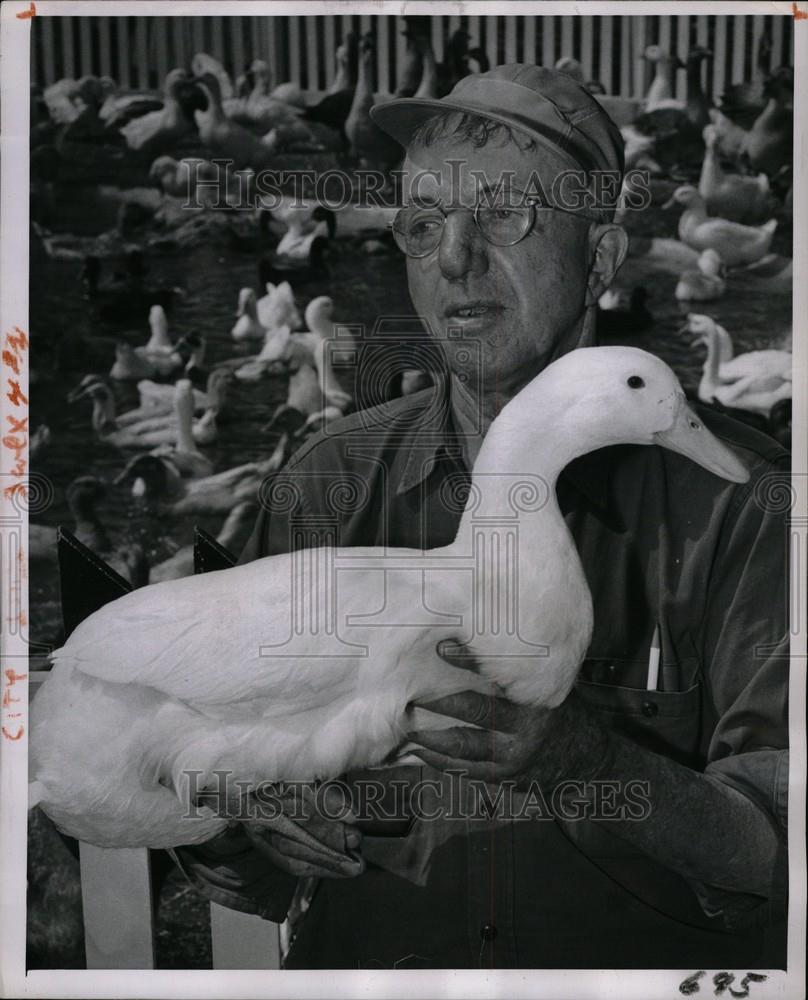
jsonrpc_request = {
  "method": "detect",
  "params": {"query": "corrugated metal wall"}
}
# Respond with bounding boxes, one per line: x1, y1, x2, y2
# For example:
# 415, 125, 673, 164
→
31, 14, 794, 100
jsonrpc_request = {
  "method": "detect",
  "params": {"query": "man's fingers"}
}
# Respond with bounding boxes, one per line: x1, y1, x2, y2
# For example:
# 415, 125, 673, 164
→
319, 783, 359, 826
256, 837, 364, 879
410, 747, 502, 783
415, 689, 519, 730
407, 725, 506, 762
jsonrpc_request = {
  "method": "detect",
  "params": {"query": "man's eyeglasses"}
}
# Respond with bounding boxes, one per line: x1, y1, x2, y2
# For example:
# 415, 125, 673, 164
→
389, 198, 542, 258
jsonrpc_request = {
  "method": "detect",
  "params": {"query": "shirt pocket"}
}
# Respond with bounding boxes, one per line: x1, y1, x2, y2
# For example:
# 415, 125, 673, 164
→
575, 665, 703, 765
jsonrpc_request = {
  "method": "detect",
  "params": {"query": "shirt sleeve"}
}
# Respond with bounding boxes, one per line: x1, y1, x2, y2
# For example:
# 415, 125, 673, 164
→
694, 454, 790, 925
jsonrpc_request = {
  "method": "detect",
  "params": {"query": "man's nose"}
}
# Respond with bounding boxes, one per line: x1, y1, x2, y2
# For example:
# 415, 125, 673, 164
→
437, 211, 488, 280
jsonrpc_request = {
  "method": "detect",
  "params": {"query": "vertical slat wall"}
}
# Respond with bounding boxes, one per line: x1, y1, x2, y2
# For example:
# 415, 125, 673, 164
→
31, 14, 794, 100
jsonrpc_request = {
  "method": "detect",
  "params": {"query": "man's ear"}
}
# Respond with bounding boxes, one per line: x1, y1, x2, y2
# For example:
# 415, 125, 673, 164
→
585, 224, 629, 306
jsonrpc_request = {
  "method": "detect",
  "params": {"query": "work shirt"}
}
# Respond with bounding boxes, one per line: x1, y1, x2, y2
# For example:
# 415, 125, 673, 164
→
172, 385, 789, 969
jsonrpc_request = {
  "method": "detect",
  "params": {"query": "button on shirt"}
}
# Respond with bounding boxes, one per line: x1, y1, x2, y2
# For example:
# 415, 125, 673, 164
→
174, 384, 790, 969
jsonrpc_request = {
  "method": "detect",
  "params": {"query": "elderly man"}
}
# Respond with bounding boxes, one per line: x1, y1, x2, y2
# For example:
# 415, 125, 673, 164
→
171, 67, 788, 970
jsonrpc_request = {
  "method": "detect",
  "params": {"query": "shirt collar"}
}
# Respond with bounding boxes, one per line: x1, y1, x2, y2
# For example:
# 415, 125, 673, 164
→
396, 375, 612, 515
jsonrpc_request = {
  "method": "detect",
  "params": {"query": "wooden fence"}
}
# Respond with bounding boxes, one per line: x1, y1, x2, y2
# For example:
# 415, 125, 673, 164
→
32, 13, 794, 100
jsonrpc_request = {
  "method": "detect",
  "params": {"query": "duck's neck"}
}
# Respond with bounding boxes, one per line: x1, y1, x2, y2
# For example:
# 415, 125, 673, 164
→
175, 391, 197, 452
244, 294, 259, 322
452, 384, 605, 544
712, 323, 734, 365
331, 54, 350, 93
205, 86, 226, 123
686, 58, 704, 99
700, 135, 722, 185
647, 63, 674, 104
355, 53, 372, 100
680, 197, 707, 236
147, 315, 171, 350
415, 46, 438, 99
700, 327, 723, 394
92, 390, 116, 434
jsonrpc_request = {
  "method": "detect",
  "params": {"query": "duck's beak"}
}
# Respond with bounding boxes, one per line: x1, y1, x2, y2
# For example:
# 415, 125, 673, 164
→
654, 395, 749, 484
67, 381, 94, 403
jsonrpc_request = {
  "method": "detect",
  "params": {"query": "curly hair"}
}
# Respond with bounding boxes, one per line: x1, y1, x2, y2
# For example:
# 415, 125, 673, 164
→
410, 110, 538, 152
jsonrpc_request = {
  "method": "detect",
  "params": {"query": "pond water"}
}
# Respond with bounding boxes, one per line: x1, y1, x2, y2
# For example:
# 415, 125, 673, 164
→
28, 179, 792, 653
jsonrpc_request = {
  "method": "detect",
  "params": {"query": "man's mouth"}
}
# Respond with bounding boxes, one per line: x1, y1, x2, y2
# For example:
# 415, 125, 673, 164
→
445, 300, 502, 320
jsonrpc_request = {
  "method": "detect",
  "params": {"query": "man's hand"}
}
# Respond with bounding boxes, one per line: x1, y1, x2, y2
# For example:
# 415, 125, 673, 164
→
242, 783, 365, 879
408, 689, 613, 790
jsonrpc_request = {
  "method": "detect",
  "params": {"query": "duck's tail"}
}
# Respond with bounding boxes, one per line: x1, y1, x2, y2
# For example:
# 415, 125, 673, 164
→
28, 780, 47, 810
760, 218, 778, 236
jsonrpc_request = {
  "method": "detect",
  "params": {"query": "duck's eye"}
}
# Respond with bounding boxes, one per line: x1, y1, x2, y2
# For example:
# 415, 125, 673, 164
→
689, 420, 700, 430
627, 375, 645, 389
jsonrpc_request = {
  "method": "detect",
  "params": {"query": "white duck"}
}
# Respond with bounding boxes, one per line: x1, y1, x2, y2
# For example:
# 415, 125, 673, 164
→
675, 248, 726, 302
115, 443, 287, 518
120, 69, 201, 156
699, 125, 772, 224
69, 380, 157, 450
146, 381, 215, 478
134, 368, 228, 417
666, 186, 777, 268
686, 313, 792, 391
235, 326, 292, 383
194, 72, 278, 172
293, 296, 353, 433
256, 280, 301, 332
30, 347, 748, 849
231, 287, 267, 342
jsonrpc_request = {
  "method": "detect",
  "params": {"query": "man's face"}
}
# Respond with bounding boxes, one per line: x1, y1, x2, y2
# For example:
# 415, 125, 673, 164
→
402, 135, 594, 410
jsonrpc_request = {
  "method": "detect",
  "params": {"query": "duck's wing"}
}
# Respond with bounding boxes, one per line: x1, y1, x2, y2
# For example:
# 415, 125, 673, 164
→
50, 557, 367, 713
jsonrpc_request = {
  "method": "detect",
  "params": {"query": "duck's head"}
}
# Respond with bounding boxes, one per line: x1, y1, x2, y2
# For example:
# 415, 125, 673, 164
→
206, 368, 234, 410
176, 332, 207, 371
702, 123, 718, 148
66, 475, 107, 516
305, 295, 334, 330
554, 57, 584, 84
663, 185, 702, 210
697, 249, 724, 277
149, 304, 169, 335
499, 346, 748, 484
235, 286, 258, 317
249, 59, 272, 92
67, 373, 106, 403
149, 155, 179, 188
681, 312, 720, 347
687, 46, 712, 66
643, 45, 683, 69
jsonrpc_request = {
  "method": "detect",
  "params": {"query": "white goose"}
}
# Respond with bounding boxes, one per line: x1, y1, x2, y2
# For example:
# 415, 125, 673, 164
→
30, 347, 748, 849
687, 315, 792, 417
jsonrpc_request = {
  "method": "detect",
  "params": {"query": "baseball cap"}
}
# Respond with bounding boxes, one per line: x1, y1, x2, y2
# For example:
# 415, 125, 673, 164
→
371, 65, 625, 218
